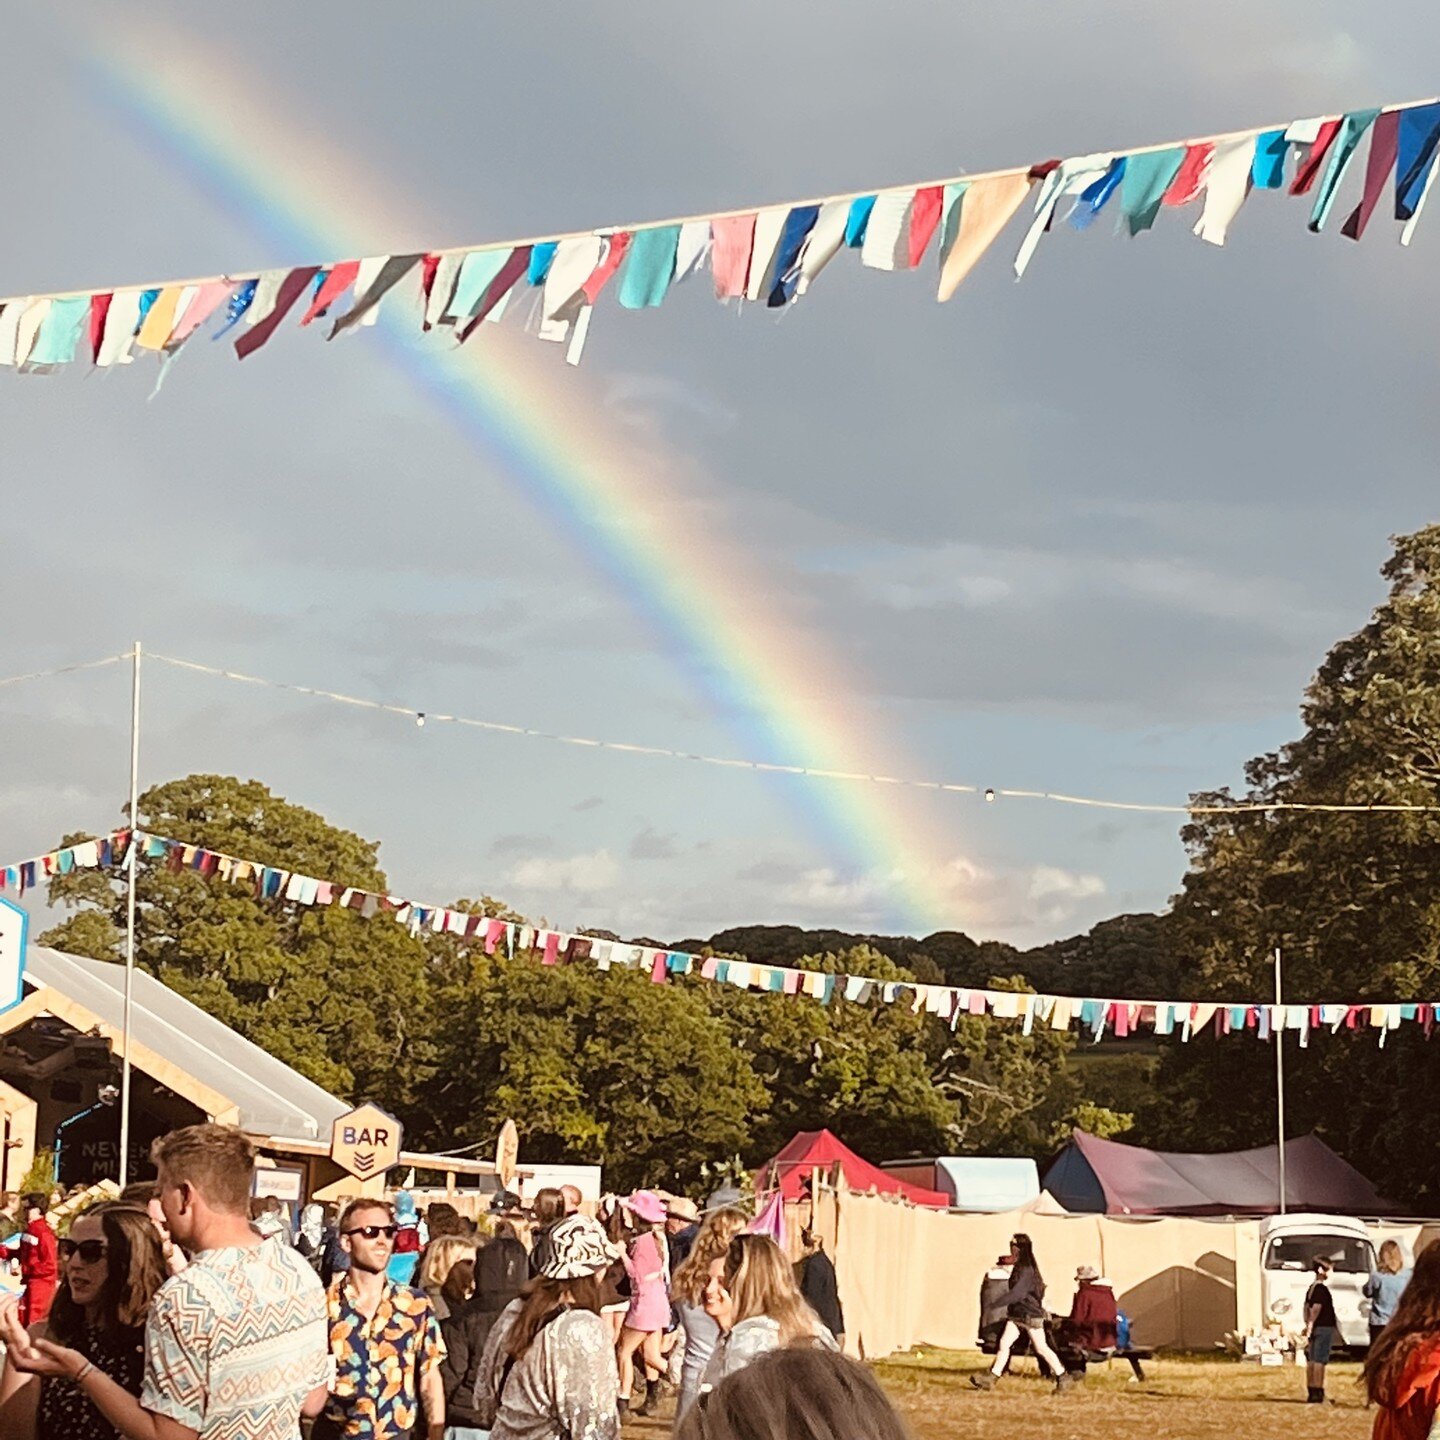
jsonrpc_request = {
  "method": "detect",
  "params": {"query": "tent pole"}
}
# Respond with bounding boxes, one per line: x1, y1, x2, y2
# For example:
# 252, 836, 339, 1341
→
1274, 944, 1286, 1216
118, 641, 141, 1189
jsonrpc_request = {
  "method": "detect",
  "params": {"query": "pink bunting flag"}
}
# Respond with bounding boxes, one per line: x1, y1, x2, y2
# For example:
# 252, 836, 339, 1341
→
1341, 109, 1401, 239
582, 232, 632, 304
711, 216, 757, 299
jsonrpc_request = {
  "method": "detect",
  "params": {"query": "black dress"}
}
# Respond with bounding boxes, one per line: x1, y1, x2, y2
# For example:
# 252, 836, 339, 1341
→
37, 1322, 146, 1440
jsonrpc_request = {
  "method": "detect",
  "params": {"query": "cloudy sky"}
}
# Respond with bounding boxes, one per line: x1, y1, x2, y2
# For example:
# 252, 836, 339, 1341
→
0, 2, 1434, 946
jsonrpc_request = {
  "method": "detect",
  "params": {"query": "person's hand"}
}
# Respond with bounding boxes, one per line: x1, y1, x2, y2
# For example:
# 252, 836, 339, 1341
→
0, 1297, 84, 1380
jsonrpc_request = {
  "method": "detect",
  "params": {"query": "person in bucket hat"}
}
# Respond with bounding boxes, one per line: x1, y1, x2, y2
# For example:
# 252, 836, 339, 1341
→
474, 1215, 623, 1440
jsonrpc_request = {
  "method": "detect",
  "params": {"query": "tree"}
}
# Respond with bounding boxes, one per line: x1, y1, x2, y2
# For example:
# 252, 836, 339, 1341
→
42, 775, 438, 1109
1145, 527, 1440, 1205
418, 947, 765, 1192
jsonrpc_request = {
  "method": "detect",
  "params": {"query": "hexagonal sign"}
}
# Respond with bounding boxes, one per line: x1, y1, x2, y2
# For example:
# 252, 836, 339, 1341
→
330, 1103, 403, 1181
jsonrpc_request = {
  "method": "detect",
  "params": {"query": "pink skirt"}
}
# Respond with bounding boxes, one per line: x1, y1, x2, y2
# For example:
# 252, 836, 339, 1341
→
625, 1281, 671, 1332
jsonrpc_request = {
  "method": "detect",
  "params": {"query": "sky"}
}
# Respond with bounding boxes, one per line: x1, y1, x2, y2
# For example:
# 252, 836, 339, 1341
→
0, 2, 1435, 947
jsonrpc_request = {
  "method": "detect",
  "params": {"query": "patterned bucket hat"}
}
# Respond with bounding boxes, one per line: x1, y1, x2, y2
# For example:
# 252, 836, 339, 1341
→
542, 1215, 624, 1281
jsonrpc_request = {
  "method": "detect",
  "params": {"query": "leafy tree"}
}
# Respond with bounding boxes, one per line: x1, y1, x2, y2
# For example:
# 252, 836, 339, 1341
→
417, 947, 765, 1191
1144, 527, 1440, 1205
41, 775, 437, 1109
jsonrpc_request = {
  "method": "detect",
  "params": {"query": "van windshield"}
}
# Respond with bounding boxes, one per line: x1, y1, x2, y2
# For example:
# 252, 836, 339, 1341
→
1265, 1235, 1374, 1273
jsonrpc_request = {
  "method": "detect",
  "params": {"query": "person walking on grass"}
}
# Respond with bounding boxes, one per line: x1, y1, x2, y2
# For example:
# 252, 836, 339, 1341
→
1365, 1240, 1440, 1440
970, 1233, 1071, 1393
1302, 1257, 1339, 1405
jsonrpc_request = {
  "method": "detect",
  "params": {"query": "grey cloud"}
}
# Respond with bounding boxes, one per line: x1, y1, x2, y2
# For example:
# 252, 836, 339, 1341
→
628, 826, 679, 861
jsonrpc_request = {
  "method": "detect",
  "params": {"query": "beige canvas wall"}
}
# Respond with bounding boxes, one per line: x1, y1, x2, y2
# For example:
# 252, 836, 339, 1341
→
824, 1192, 1264, 1359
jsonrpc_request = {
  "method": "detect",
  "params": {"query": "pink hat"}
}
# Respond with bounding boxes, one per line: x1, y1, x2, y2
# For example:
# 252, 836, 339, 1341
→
625, 1189, 667, 1224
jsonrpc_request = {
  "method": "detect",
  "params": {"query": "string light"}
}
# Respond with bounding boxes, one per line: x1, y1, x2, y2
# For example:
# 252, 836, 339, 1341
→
145, 651, 1440, 819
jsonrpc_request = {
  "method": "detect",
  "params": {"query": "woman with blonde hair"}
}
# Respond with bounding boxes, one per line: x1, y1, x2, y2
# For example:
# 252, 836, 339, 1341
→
1367, 1239, 1414, 1348
418, 1232, 479, 1320
700, 1234, 836, 1396
671, 1207, 749, 1417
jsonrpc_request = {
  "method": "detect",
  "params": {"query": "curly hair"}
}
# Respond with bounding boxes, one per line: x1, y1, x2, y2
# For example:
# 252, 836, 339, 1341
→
672, 1207, 749, 1307
47, 1202, 168, 1344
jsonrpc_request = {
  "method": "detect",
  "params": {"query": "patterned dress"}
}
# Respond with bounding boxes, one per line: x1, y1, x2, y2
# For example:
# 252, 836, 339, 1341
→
37, 1322, 145, 1440
322, 1275, 446, 1437
141, 1240, 329, 1440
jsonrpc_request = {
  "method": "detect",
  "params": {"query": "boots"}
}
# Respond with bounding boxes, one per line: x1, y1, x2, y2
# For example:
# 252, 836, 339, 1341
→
631, 1379, 654, 1417
970, 1371, 999, 1390
1306, 1387, 1325, 1404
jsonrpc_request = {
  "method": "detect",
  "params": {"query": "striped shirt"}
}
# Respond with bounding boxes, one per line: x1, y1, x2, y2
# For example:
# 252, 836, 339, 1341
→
142, 1239, 328, 1439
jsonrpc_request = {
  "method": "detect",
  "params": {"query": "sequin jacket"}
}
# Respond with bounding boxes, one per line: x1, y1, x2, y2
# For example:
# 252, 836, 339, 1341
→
473, 1298, 619, 1440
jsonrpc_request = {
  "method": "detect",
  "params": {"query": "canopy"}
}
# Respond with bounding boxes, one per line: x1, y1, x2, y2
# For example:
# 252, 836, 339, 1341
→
1044, 1129, 1399, 1217
759, 1129, 949, 1208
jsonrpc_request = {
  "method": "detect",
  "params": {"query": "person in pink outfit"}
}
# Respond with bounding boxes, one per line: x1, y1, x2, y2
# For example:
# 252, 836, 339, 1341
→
617, 1190, 671, 1416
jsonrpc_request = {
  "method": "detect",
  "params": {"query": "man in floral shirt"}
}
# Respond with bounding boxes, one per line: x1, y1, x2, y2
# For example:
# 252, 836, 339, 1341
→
316, 1198, 445, 1440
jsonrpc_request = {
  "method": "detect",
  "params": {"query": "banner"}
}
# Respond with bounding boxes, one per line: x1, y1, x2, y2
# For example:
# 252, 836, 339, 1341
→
12, 826, 1426, 1048
1, 95, 1436, 374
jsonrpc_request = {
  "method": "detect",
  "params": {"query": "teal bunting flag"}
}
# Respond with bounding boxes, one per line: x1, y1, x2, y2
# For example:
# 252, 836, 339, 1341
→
618, 225, 681, 309
1121, 148, 1186, 234
1309, 109, 1381, 231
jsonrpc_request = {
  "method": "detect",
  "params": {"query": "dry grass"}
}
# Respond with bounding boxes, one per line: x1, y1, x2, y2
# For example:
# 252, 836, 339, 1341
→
873, 1350, 1371, 1440
628, 1351, 1375, 1439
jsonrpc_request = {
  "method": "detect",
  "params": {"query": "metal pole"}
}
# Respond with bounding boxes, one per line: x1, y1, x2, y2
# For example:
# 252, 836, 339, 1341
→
1274, 944, 1287, 1216
118, 642, 141, 1188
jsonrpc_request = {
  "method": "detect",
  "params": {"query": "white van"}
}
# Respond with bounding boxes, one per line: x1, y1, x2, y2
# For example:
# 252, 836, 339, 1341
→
1259, 1214, 1377, 1348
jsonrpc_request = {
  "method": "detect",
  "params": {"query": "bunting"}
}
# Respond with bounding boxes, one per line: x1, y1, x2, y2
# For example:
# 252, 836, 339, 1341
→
6, 824, 1434, 1049
0, 92, 1435, 376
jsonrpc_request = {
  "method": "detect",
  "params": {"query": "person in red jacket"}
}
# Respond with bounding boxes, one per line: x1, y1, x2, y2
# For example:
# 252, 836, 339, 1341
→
16, 1192, 58, 1325
1065, 1266, 1119, 1353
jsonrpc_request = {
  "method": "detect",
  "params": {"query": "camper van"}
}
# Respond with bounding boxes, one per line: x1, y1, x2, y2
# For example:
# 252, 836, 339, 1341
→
1260, 1213, 1377, 1348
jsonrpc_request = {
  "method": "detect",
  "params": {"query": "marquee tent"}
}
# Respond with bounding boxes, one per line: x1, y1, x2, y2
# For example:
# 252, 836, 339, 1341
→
758, 1128, 949, 1207
1044, 1128, 1399, 1217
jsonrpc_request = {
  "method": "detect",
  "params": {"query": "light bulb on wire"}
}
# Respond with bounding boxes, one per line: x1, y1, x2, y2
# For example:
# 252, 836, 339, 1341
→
984, 788, 995, 804
415, 712, 426, 728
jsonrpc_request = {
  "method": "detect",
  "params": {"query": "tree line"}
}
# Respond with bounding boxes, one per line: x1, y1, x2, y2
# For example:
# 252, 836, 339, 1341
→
37, 526, 1440, 1205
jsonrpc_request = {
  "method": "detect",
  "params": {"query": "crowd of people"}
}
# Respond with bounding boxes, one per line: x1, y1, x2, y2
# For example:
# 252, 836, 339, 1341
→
0, 1125, 901, 1440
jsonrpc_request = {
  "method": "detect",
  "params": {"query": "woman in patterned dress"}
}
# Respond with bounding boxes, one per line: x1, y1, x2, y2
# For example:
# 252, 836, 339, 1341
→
0, 1202, 167, 1440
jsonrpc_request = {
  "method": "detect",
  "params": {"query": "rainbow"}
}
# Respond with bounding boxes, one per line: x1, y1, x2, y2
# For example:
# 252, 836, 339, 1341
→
74, 21, 969, 933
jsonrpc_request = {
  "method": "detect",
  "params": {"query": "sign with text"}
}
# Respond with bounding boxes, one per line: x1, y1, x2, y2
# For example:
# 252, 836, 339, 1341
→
0, 896, 28, 1017
330, 1103, 403, 1181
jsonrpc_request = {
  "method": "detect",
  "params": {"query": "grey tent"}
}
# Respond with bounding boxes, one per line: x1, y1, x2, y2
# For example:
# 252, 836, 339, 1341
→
1044, 1128, 1399, 1217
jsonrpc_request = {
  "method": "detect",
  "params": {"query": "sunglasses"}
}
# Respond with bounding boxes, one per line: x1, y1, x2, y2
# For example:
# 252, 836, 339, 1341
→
59, 1239, 108, 1264
344, 1224, 398, 1240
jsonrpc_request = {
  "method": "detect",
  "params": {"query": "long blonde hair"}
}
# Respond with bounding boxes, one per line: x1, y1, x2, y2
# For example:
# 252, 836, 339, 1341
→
672, 1207, 749, 1306
418, 1234, 478, 1296
724, 1234, 823, 1344
1378, 1239, 1406, 1275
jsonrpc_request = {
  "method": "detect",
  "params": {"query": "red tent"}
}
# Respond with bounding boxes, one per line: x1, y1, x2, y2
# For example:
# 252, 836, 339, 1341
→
758, 1128, 950, 1208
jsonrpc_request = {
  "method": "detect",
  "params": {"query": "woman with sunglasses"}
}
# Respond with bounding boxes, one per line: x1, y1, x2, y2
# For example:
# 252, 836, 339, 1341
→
0, 1202, 167, 1440
698, 1234, 836, 1399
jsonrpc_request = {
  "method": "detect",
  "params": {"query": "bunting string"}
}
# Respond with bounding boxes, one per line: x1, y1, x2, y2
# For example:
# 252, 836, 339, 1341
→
11, 826, 1436, 1047
1, 94, 1437, 371
149, 651, 1440, 817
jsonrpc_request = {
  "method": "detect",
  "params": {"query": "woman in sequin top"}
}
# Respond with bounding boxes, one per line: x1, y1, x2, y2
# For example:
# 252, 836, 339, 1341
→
699, 1234, 836, 1399
474, 1214, 625, 1440
0, 1202, 167, 1440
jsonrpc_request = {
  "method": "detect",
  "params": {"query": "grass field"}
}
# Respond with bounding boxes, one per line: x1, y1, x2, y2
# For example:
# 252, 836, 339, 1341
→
631, 1350, 1376, 1439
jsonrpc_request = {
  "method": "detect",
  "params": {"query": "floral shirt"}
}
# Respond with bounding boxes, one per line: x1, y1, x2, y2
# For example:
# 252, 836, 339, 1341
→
324, 1274, 445, 1437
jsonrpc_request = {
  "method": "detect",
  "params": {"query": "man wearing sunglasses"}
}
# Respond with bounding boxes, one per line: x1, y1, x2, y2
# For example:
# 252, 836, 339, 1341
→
314, 1197, 446, 1440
